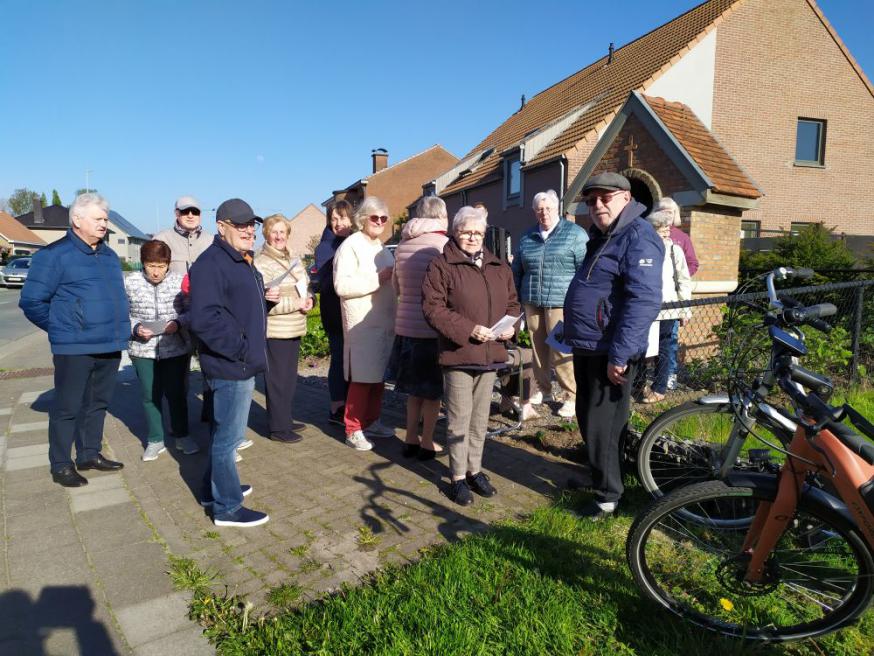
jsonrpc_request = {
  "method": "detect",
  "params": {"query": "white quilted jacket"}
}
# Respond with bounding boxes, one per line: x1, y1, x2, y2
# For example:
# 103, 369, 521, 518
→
124, 271, 192, 359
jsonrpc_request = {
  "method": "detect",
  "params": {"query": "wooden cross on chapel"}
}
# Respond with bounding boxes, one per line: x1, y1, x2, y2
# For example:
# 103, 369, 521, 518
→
624, 134, 638, 168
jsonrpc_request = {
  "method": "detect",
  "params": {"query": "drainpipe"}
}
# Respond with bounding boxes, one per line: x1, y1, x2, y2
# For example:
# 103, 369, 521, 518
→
558, 157, 566, 216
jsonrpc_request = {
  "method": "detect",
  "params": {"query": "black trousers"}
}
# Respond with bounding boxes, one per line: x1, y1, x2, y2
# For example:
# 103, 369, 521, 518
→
573, 351, 639, 504
265, 337, 301, 437
49, 352, 121, 472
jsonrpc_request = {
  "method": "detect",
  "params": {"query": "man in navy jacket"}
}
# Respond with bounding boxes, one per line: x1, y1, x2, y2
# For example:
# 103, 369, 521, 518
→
20, 193, 129, 487
563, 173, 664, 519
189, 198, 276, 528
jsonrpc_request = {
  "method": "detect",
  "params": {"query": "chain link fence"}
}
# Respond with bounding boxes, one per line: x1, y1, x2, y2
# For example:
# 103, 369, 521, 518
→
635, 277, 874, 404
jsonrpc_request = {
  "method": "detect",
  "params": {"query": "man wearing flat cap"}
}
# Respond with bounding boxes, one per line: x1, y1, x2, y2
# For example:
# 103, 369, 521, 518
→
562, 172, 664, 520
189, 198, 277, 527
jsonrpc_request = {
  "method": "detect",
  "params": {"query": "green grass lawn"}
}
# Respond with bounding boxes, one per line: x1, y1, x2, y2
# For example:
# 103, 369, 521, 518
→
179, 389, 874, 656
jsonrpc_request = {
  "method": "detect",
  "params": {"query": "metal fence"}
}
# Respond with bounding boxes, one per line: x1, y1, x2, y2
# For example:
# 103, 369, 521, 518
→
638, 278, 874, 402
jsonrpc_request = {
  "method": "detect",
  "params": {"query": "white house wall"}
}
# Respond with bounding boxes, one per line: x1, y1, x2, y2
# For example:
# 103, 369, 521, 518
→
644, 28, 717, 128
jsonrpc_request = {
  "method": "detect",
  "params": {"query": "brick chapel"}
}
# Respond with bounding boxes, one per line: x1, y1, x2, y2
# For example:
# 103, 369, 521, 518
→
432, 0, 874, 292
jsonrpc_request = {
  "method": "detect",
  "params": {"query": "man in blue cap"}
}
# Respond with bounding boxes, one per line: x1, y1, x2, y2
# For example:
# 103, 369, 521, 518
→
563, 172, 664, 520
189, 198, 278, 527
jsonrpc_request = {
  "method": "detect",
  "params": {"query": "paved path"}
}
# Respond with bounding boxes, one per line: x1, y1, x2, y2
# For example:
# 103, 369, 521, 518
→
0, 332, 579, 654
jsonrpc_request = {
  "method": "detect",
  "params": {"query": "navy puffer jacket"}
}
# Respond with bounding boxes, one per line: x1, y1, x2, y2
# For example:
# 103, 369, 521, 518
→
512, 218, 588, 308
563, 200, 664, 366
19, 230, 130, 355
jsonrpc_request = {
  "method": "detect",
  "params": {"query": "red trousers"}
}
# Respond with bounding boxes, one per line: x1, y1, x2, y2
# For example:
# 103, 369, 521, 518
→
344, 382, 384, 434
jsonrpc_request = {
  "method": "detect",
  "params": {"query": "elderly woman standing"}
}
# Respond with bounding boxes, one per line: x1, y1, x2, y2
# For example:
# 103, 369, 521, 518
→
643, 205, 692, 403
125, 240, 198, 460
389, 196, 449, 460
423, 206, 520, 506
333, 197, 396, 451
254, 214, 312, 442
512, 190, 588, 418
315, 201, 354, 425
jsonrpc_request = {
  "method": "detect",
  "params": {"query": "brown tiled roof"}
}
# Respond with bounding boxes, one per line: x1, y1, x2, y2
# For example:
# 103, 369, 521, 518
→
442, 0, 742, 195
0, 212, 46, 245
643, 95, 760, 198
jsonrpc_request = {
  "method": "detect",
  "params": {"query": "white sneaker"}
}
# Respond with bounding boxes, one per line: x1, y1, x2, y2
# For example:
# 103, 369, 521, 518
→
235, 452, 242, 463
667, 374, 678, 390
364, 420, 395, 438
236, 439, 254, 451
346, 430, 373, 451
142, 443, 166, 462
557, 400, 576, 418
530, 391, 553, 405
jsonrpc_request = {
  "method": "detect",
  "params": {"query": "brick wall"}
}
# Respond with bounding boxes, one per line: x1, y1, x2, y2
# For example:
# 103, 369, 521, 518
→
713, 0, 874, 236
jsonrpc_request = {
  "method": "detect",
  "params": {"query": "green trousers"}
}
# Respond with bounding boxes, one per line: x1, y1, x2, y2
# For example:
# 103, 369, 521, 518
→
131, 355, 190, 444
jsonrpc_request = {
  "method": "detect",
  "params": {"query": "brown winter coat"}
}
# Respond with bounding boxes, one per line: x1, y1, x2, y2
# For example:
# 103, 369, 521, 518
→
422, 239, 521, 368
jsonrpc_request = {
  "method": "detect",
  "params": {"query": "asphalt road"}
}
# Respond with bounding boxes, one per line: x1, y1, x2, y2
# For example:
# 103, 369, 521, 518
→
0, 287, 38, 350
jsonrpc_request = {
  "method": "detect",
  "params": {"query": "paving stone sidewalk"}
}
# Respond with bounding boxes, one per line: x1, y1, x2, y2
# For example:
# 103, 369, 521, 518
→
1, 336, 580, 654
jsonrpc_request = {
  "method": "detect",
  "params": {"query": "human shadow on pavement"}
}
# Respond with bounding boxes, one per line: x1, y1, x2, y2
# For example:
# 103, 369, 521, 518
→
0, 586, 119, 656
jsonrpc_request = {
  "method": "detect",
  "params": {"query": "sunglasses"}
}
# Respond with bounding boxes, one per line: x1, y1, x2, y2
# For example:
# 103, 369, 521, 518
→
368, 215, 389, 225
178, 208, 201, 216
584, 190, 625, 207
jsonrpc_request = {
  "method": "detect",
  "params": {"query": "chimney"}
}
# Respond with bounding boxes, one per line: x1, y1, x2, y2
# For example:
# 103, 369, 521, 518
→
520, 94, 526, 110
371, 148, 388, 173
33, 197, 44, 224
608, 42, 614, 64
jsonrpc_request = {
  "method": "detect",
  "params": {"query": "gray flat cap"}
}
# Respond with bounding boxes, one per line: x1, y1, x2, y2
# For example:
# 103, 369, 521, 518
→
582, 172, 630, 194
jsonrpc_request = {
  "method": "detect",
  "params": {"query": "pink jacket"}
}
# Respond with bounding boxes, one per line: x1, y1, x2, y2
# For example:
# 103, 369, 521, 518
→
392, 217, 449, 338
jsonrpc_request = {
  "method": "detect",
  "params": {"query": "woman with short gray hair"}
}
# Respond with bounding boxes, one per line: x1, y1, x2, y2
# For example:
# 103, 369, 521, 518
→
511, 189, 588, 418
333, 196, 397, 450
422, 206, 520, 505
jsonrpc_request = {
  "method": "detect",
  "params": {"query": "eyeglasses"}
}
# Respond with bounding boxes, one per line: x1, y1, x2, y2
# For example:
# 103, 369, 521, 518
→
585, 190, 625, 207
459, 230, 485, 240
368, 215, 389, 225
178, 208, 201, 216
222, 220, 257, 232
143, 262, 169, 270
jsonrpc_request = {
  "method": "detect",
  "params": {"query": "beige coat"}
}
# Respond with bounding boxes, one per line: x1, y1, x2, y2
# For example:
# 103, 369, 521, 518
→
333, 230, 396, 383
254, 244, 309, 339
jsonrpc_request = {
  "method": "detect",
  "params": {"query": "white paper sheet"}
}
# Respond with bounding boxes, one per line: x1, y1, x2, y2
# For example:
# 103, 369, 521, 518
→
264, 258, 301, 288
295, 277, 308, 298
645, 321, 659, 358
141, 320, 168, 334
545, 320, 573, 354
489, 314, 521, 336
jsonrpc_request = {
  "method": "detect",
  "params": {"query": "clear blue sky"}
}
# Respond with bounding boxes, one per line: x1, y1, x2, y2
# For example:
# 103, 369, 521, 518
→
1, 0, 870, 235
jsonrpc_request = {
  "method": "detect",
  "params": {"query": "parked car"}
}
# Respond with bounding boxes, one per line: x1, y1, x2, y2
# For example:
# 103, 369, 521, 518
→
1, 257, 32, 288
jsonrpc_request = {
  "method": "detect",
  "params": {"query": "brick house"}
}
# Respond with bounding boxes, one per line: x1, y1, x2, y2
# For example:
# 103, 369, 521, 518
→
0, 211, 45, 260
435, 0, 874, 284
324, 146, 458, 241
287, 203, 326, 256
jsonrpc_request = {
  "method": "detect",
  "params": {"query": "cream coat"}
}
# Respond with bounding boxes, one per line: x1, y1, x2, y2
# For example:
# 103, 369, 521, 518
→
254, 244, 310, 339
333, 230, 396, 383
656, 240, 693, 321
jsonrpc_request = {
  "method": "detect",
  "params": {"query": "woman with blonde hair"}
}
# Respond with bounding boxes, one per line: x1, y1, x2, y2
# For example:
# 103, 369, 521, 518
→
254, 214, 312, 442
333, 197, 397, 450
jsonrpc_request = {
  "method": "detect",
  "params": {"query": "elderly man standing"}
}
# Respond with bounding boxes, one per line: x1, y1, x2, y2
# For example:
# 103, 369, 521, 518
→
512, 190, 588, 418
154, 196, 213, 274
20, 193, 129, 487
563, 173, 664, 519
189, 198, 274, 527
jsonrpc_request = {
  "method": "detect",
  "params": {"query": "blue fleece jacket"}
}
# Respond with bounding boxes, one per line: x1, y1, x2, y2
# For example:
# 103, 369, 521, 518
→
189, 236, 269, 380
562, 200, 664, 366
19, 230, 130, 355
512, 218, 588, 308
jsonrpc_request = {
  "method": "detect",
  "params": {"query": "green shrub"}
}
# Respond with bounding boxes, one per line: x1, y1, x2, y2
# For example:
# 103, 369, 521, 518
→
300, 298, 330, 358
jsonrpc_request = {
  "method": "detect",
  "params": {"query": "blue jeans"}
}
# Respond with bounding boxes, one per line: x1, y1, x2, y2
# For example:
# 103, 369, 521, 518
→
652, 320, 679, 394
327, 329, 348, 404
668, 320, 680, 380
201, 376, 254, 517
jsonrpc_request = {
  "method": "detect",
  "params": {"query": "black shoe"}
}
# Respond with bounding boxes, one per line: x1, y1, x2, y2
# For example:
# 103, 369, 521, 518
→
51, 465, 88, 487
567, 474, 594, 491
76, 454, 124, 471
289, 421, 307, 432
328, 407, 345, 427
402, 443, 420, 458
448, 479, 474, 506
466, 471, 497, 497
269, 431, 303, 443
570, 500, 617, 522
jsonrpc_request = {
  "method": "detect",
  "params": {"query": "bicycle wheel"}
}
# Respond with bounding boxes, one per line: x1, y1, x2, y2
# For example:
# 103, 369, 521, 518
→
637, 401, 786, 499
626, 480, 874, 642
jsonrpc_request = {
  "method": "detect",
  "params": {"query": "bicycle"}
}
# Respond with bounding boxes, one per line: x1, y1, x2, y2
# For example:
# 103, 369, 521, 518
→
633, 267, 836, 507
626, 281, 874, 642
